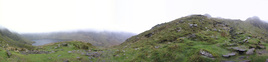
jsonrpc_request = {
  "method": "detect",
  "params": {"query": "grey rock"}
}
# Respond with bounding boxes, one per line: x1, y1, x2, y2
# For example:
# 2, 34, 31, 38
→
58, 55, 61, 57
189, 24, 193, 28
81, 52, 85, 55
239, 56, 246, 59
258, 45, 266, 49
179, 20, 184, 23
246, 48, 255, 55
247, 37, 251, 39
243, 39, 248, 43
228, 53, 236, 56
87, 52, 101, 57
154, 46, 160, 49
58, 44, 61, 47
223, 52, 236, 58
193, 24, 197, 27
213, 28, 217, 31
266, 59, 268, 62
50, 51, 55, 53
232, 47, 246, 52
86, 53, 91, 56
6, 50, 11, 58
222, 55, 230, 58
200, 50, 213, 58
189, 34, 196, 38
227, 43, 237, 46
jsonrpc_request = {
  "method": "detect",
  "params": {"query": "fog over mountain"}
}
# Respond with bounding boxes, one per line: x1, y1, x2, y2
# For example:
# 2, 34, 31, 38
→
22, 30, 136, 47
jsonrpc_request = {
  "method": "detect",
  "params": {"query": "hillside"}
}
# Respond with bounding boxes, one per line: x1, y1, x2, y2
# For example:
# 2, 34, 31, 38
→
0, 28, 33, 48
115, 15, 268, 62
246, 16, 268, 32
0, 15, 268, 62
22, 31, 135, 47
0, 41, 100, 62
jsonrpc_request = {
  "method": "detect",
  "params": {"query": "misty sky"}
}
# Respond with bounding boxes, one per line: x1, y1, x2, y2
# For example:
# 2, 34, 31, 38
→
1, 0, 268, 34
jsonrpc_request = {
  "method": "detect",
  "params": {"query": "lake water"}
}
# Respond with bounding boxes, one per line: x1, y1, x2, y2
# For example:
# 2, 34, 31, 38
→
32, 39, 63, 46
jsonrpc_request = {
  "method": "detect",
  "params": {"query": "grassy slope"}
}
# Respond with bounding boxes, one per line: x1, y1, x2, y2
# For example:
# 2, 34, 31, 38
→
0, 41, 105, 62
0, 29, 33, 49
116, 15, 268, 62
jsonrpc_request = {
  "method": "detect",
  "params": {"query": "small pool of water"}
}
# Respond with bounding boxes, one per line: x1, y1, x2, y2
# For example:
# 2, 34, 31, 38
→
32, 39, 63, 46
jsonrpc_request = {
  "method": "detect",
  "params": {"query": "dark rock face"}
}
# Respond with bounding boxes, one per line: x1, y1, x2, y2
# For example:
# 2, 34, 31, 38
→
145, 33, 153, 38
62, 43, 68, 46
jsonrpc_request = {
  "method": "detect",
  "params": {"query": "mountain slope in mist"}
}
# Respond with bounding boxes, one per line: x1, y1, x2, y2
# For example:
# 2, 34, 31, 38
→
22, 31, 136, 47
0, 28, 33, 48
246, 16, 268, 32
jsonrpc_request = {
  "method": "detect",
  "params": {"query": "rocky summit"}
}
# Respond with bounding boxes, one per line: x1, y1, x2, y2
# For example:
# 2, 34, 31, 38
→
0, 14, 267, 62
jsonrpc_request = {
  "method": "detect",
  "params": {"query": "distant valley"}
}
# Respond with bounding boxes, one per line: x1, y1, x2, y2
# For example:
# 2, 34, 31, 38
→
22, 31, 136, 47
